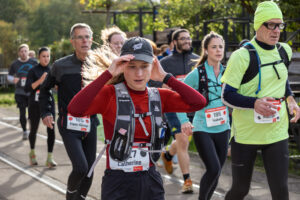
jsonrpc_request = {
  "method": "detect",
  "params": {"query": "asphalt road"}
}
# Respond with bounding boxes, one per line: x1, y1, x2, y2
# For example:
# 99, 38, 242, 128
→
1, 106, 300, 200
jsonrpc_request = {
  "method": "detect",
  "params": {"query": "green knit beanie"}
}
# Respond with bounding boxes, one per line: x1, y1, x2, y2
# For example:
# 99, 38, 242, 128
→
254, 1, 283, 31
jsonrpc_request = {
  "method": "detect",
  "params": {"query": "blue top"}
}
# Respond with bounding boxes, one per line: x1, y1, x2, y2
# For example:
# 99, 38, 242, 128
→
177, 61, 230, 133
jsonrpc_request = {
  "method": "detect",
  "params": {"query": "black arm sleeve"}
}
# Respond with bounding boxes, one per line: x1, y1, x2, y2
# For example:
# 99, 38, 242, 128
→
222, 84, 257, 109
285, 80, 293, 97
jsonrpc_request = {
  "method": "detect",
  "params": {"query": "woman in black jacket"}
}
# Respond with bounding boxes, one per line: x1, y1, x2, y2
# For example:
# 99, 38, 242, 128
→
25, 47, 56, 168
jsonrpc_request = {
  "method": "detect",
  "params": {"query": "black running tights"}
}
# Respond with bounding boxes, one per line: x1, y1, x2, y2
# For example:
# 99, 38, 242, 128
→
19, 106, 27, 132
193, 130, 230, 200
225, 138, 289, 200
58, 118, 97, 200
28, 104, 55, 152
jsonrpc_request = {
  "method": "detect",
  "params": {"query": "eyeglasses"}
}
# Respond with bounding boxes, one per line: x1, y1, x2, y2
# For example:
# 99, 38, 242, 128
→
72, 35, 91, 40
177, 37, 192, 41
111, 42, 124, 46
263, 22, 286, 30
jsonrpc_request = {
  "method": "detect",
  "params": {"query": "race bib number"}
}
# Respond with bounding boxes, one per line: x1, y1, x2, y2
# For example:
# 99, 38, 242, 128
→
175, 75, 187, 82
109, 146, 150, 172
35, 90, 40, 102
21, 77, 26, 87
254, 100, 281, 124
205, 106, 227, 127
66, 114, 91, 132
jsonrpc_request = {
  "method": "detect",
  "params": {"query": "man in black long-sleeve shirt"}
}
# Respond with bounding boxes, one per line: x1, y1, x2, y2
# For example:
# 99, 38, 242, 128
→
39, 23, 99, 200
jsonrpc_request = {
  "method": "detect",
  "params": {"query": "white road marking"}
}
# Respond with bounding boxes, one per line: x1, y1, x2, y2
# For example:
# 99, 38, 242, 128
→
0, 120, 63, 145
0, 152, 66, 194
1, 117, 19, 120
0, 119, 225, 198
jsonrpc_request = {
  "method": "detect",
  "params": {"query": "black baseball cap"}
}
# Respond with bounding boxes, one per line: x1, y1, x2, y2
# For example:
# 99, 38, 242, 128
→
120, 37, 154, 64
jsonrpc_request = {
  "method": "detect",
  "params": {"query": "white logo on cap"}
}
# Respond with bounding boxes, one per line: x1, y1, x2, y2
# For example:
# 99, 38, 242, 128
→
133, 43, 143, 50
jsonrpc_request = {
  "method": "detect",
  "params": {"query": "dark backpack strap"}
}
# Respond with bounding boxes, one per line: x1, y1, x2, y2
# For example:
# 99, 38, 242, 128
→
147, 87, 164, 162
276, 43, 290, 68
197, 64, 209, 105
109, 83, 135, 162
242, 43, 289, 85
241, 44, 261, 84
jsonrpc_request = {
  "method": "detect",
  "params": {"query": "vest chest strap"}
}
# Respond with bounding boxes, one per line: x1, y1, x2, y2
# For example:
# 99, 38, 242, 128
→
106, 140, 166, 153
133, 112, 152, 118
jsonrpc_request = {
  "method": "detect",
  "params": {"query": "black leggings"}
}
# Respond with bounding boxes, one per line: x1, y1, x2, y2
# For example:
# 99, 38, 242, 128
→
28, 103, 55, 152
58, 117, 97, 200
193, 130, 229, 200
225, 138, 289, 200
15, 94, 28, 132
19, 106, 27, 132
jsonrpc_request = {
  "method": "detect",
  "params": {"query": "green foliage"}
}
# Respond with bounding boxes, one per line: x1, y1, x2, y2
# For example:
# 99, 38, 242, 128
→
115, 15, 139, 32
153, 0, 245, 39
0, 0, 106, 67
0, 21, 19, 68
49, 38, 73, 63
1, 0, 300, 69
0, 86, 16, 106
0, 0, 28, 23
28, 0, 105, 49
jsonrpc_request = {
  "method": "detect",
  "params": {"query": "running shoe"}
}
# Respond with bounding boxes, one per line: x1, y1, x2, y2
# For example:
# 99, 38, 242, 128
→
172, 154, 178, 164
161, 152, 173, 174
29, 152, 38, 166
181, 178, 193, 194
23, 131, 29, 140
46, 158, 57, 168
156, 157, 163, 168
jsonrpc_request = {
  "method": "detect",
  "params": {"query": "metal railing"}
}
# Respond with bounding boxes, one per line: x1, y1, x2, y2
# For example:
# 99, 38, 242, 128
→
0, 71, 9, 88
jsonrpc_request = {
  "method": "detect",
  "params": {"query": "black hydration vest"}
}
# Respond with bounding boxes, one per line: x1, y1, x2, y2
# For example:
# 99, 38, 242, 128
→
240, 42, 290, 94
197, 64, 224, 106
197, 64, 209, 106
109, 82, 166, 163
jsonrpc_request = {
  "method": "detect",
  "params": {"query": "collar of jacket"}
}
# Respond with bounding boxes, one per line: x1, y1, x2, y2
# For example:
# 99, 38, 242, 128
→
72, 53, 84, 65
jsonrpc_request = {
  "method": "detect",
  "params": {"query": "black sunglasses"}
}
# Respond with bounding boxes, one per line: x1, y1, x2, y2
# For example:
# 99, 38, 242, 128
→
263, 22, 286, 30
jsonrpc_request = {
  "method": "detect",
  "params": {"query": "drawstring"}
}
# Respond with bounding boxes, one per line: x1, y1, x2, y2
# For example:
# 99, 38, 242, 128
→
87, 141, 109, 178
138, 117, 149, 136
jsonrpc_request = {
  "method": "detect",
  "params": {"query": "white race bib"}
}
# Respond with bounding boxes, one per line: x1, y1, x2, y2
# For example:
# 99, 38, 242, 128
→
66, 114, 91, 132
254, 100, 281, 124
21, 77, 26, 87
109, 146, 150, 172
175, 75, 187, 82
205, 106, 227, 127
35, 90, 40, 102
